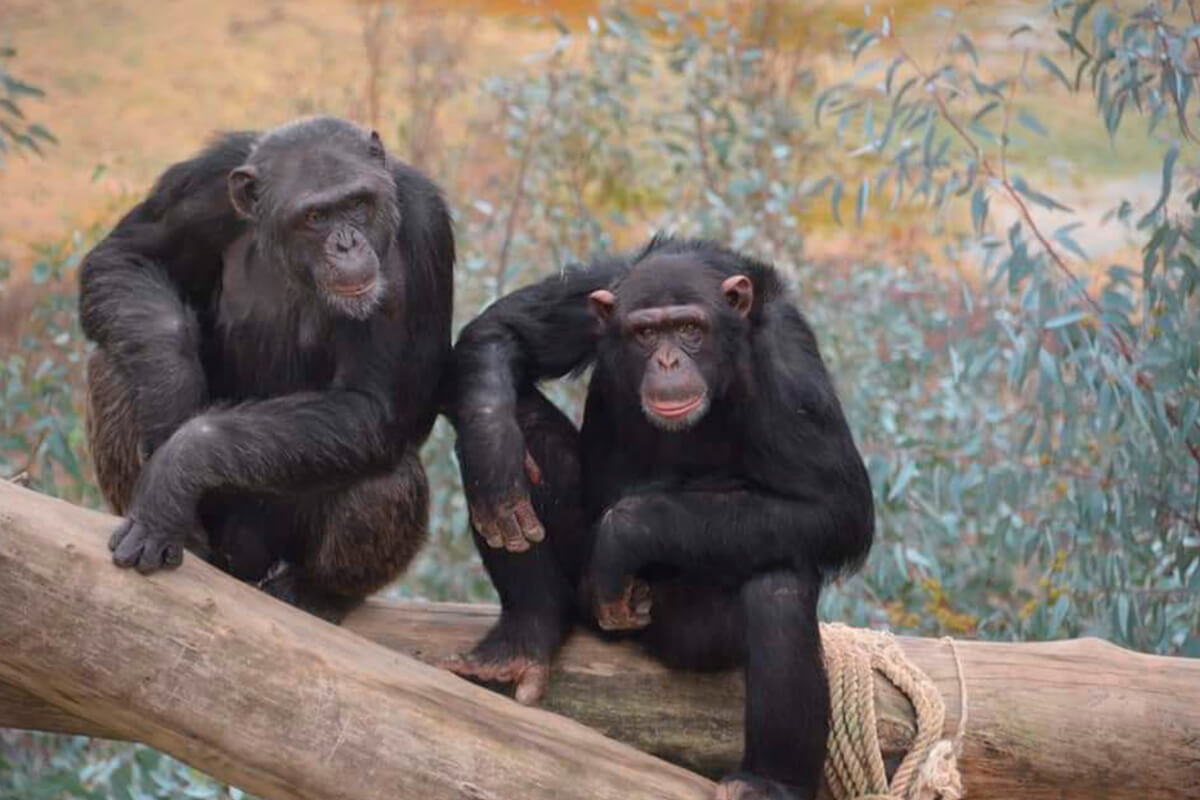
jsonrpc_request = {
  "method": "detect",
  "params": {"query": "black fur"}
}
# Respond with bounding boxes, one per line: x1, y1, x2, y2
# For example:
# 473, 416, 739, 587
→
79, 117, 454, 621
448, 236, 873, 799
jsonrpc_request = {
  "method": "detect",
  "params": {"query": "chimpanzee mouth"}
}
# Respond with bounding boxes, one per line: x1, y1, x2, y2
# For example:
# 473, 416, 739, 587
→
333, 280, 377, 298
643, 393, 710, 432
324, 275, 385, 320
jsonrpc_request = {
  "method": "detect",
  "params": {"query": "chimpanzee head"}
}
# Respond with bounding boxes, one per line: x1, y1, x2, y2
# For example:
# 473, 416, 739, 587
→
228, 117, 402, 319
589, 242, 756, 432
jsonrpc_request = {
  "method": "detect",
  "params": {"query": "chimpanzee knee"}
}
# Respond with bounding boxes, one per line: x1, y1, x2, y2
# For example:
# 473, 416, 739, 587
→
516, 390, 589, 581
302, 450, 430, 599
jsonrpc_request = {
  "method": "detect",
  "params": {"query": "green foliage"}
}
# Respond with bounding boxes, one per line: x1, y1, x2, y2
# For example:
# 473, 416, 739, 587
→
809, 0, 1200, 651
0, 731, 247, 799
0, 42, 55, 162
0, 234, 100, 507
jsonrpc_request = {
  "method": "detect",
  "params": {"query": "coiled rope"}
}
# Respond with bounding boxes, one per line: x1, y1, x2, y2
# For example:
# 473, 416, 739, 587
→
820, 624, 969, 800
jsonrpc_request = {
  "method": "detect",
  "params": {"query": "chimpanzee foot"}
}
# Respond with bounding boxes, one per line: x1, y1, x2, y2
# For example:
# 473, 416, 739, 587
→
258, 564, 358, 624
715, 773, 809, 800
439, 617, 557, 705
595, 577, 652, 631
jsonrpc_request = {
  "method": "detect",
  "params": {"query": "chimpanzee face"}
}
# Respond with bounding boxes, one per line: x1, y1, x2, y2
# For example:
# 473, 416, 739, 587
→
590, 257, 753, 432
227, 118, 402, 320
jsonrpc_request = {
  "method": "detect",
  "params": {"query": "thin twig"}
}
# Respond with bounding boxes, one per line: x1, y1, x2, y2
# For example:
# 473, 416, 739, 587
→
5, 429, 47, 487
691, 103, 733, 242
495, 68, 560, 297
999, 50, 1030, 185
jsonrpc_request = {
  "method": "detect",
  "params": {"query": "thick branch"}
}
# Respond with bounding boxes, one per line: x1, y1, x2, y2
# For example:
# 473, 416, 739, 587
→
0, 481, 711, 800
1, 481, 1198, 799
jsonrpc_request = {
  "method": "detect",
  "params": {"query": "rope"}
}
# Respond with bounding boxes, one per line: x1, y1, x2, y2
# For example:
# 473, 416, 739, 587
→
820, 624, 968, 800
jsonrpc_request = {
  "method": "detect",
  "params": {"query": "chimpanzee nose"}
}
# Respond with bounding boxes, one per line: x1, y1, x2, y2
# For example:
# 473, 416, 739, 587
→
333, 228, 359, 254
656, 350, 680, 370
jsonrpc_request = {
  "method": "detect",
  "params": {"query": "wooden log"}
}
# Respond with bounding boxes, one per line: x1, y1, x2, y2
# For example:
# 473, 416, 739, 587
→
2, 481, 1198, 798
0, 480, 712, 799
347, 604, 1200, 800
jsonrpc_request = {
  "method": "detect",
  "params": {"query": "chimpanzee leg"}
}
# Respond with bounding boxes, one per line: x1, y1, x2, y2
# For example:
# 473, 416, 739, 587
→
85, 349, 144, 516
258, 449, 430, 623
87, 346, 212, 560
717, 569, 828, 800
201, 492, 283, 583
444, 389, 588, 704
637, 578, 745, 671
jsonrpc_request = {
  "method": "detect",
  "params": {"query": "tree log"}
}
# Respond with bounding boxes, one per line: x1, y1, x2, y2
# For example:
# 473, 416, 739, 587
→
1, 481, 1198, 799
0, 481, 711, 799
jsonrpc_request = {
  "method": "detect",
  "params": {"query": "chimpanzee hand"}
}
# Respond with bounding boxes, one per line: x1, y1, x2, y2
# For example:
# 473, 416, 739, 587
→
109, 445, 201, 574
588, 500, 652, 630
109, 514, 189, 573
466, 451, 545, 552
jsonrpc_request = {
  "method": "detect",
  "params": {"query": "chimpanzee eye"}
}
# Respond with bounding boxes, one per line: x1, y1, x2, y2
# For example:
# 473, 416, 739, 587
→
635, 326, 658, 346
305, 209, 327, 227
678, 322, 703, 346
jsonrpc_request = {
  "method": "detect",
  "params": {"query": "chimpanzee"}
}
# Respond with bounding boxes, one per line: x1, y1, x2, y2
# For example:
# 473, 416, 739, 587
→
446, 236, 873, 799
79, 116, 454, 622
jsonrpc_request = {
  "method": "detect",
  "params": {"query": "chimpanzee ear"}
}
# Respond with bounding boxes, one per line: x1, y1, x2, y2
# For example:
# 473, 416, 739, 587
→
368, 130, 386, 162
722, 274, 754, 318
228, 166, 259, 220
588, 289, 616, 323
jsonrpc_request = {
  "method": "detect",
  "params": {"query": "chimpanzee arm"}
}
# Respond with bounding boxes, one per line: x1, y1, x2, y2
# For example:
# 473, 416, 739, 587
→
587, 485, 870, 607
110, 383, 401, 573
79, 133, 255, 453
450, 257, 630, 550
387, 162, 456, 448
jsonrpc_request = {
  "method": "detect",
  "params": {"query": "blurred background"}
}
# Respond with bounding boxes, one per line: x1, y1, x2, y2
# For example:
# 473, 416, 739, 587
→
1, 0, 1197, 796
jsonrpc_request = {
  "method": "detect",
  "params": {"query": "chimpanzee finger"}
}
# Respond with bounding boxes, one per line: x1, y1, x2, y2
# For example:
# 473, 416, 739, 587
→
500, 513, 530, 553
111, 522, 146, 568
108, 519, 134, 552
632, 580, 653, 616
513, 499, 545, 543
162, 541, 185, 569
469, 506, 505, 549
523, 450, 543, 486
135, 535, 172, 574
479, 525, 504, 549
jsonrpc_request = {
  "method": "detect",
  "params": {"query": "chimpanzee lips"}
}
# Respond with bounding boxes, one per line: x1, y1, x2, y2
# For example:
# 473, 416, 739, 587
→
648, 396, 704, 417
324, 274, 387, 320
643, 393, 710, 432
332, 280, 377, 298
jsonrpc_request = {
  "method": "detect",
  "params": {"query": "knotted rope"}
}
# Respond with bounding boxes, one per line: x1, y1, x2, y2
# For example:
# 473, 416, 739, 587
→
820, 624, 968, 800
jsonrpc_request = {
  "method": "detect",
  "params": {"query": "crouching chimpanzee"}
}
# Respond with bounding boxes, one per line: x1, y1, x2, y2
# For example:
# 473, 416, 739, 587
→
79, 117, 454, 622
446, 237, 873, 799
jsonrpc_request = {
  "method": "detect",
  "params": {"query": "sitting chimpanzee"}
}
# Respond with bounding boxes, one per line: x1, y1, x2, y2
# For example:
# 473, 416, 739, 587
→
80, 117, 454, 622
447, 236, 873, 799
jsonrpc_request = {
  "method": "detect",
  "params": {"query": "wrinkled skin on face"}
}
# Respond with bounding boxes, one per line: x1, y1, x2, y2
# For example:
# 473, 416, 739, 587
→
228, 121, 402, 319
589, 257, 754, 432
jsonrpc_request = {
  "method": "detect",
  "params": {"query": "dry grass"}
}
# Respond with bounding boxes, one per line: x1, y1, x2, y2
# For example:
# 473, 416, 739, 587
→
0, 0, 559, 268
